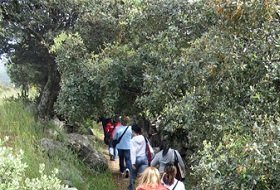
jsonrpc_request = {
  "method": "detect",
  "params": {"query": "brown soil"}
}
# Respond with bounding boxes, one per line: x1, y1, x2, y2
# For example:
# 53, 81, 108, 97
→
96, 126, 129, 190
105, 153, 130, 190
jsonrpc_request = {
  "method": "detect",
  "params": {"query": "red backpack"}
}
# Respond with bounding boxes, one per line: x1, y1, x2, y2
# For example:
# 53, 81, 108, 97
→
144, 137, 153, 166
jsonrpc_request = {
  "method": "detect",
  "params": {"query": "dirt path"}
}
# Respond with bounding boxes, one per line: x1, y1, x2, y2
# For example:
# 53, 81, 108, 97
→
95, 127, 129, 190
103, 150, 130, 190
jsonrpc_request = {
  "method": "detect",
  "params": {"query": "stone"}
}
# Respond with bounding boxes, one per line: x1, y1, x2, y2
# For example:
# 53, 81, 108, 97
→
65, 133, 108, 172
39, 138, 64, 157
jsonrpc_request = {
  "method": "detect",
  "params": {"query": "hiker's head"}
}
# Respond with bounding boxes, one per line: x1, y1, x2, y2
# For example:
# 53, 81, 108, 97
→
138, 167, 161, 186
160, 139, 171, 156
106, 118, 112, 123
121, 116, 130, 126
132, 124, 142, 136
113, 114, 121, 123
163, 164, 177, 185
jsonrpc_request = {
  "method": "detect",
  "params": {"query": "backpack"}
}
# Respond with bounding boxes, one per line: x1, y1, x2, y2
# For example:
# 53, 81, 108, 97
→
112, 126, 129, 148
173, 150, 185, 181
144, 137, 154, 166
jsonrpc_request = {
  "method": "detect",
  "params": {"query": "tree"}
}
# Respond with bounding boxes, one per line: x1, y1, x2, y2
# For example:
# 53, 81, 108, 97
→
52, 0, 212, 122
0, 0, 80, 118
2, 1, 280, 187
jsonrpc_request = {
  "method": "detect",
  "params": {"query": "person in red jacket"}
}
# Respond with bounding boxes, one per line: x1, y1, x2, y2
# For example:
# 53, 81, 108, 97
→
109, 116, 122, 161
105, 118, 115, 139
104, 118, 115, 160
97, 117, 109, 144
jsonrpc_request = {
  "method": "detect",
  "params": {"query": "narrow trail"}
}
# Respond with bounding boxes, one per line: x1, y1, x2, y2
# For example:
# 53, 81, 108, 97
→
102, 149, 130, 190
95, 127, 129, 190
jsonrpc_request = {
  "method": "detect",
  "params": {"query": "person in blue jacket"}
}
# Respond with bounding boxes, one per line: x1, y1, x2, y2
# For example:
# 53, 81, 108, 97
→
113, 116, 132, 178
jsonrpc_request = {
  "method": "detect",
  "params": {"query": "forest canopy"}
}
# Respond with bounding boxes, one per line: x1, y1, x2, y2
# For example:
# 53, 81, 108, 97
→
1, 0, 279, 189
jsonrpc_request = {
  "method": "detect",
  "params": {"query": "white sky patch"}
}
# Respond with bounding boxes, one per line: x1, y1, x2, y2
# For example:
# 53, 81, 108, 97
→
0, 55, 11, 86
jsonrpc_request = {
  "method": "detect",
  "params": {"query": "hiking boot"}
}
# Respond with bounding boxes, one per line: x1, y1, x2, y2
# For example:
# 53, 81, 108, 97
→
110, 155, 115, 161
125, 168, 130, 178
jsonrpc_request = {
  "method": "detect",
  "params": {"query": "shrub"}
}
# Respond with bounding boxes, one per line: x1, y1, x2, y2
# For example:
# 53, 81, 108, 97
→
0, 137, 67, 190
192, 117, 280, 190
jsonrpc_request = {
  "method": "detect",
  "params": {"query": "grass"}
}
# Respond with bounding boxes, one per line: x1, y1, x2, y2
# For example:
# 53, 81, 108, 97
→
0, 85, 18, 102
0, 90, 115, 190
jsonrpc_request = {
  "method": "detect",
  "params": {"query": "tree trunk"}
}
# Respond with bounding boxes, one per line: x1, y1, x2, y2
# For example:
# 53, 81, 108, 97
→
37, 58, 60, 120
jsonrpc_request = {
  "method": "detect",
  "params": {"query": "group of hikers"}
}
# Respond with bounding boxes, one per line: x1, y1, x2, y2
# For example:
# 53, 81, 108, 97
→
98, 115, 186, 190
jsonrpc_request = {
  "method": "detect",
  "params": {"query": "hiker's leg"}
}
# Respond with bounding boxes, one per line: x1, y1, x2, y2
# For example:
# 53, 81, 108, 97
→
127, 169, 136, 190
118, 149, 125, 173
127, 156, 138, 190
108, 141, 114, 160
114, 146, 118, 159
137, 156, 148, 174
124, 149, 131, 170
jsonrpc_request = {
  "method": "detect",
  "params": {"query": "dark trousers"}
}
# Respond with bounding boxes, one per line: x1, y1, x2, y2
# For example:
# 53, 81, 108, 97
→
127, 156, 148, 190
117, 149, 131, 173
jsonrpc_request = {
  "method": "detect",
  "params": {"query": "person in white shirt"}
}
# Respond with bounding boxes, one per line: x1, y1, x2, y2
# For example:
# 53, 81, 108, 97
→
161, 164, 185, 190
127, 124, 152, 190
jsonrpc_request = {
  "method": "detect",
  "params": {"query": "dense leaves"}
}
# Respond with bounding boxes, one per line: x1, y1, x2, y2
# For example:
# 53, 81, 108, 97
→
0, 138, 67, 190
0, 0, 84, 117
1, 0, 280, 189
192, 118, 280, 190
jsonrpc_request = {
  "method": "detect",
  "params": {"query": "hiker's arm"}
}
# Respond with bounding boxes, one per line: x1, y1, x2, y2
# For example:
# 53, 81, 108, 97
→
113, 130, 118, 140
130, 140, 137, 165
176, 150, 186, 172
151, 153, 159, 167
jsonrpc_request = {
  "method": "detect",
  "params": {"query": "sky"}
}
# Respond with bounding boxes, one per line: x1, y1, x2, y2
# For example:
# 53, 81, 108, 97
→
0, 56, 11, 86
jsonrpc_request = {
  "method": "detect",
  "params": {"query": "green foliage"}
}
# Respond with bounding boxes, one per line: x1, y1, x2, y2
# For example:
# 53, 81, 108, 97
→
0, 0, 91, 116
51, 0, 280, 175
1, 0, 280, 189
51, 33, 95, 121
0, 137, 67, 190
54, 1, 279, 189
52, 32, 144, 121
51, 0, 214, 121
0, 99, 115, 190
192, 117, 280, 190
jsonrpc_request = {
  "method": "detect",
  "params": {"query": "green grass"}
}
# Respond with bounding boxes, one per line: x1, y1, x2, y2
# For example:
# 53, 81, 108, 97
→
0, 95, 115, 190
0, 85, 18, 101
